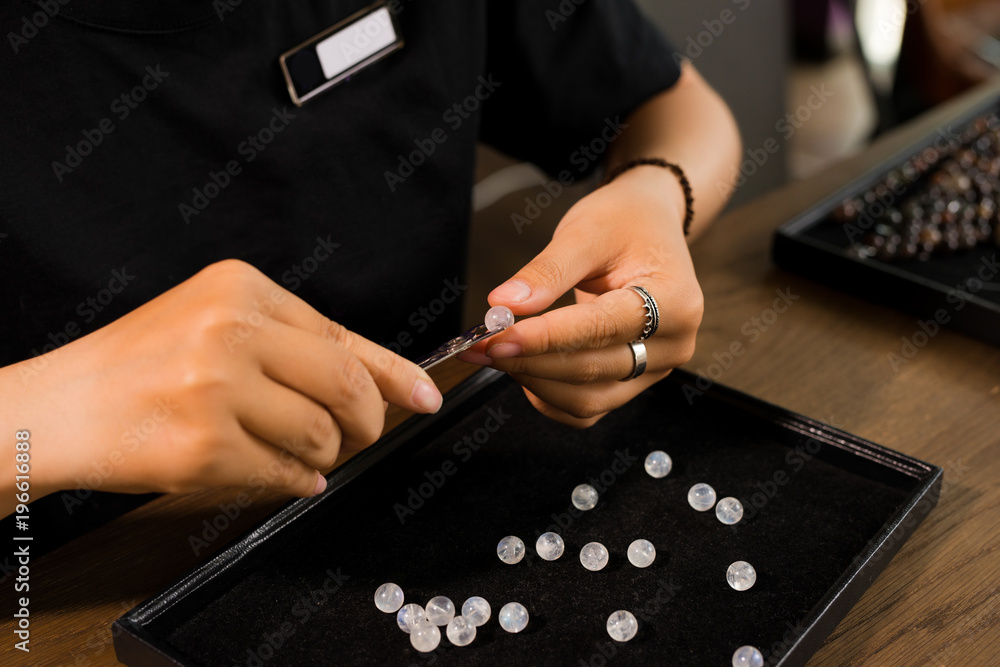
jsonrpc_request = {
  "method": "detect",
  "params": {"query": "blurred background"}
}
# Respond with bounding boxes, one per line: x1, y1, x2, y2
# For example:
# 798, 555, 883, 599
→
463, 0, 1000, 326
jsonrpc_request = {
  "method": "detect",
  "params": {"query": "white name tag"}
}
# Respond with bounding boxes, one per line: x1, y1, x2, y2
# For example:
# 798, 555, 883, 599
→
279, 2, 404, 106
316, 7, 397, 80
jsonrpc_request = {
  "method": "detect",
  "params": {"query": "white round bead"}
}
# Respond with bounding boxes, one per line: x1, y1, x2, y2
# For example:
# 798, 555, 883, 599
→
644, 450, 672, 478
571, 484, 599, 510
688, 483, 717, 511
627, 539, 656, 568
396, 603, 425, 633
425, 596, 455, 625
497, 535, 525, 564
484, 305, 514, 332
732, 645, 764, 667
498, 602, 529, 633
727, 561, 757, 591
580, 542, 610, 571
716, 497, 744, 524
409, 620, 441, 653
374, 582, 404, 613
606, 610, 638, 642
535, 532, 565, 561
461, 596, 491, 626
446, 616, 477, 647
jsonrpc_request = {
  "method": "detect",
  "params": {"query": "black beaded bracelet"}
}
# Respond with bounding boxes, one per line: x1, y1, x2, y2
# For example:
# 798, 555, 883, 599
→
601, 158, 695, 236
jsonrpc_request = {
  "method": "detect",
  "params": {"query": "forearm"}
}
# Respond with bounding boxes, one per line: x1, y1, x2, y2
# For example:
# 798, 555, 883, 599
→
607, 62, 742, 240
0, 361, 62, 518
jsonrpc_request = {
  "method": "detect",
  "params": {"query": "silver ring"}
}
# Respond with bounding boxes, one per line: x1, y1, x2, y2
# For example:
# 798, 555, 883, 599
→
628, 286, 659, 341
620, 340, 647, 381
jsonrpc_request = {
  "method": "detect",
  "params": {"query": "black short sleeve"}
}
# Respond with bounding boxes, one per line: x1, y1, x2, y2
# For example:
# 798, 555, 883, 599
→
481, 0, 681, 177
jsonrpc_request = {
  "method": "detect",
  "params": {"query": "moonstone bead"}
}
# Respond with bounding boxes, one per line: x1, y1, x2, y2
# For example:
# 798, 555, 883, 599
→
716, 497, 744, 524
571, 483, 599, 510
580, 542, 609, 571
497, 535, 525, 564
627, 539, 656, 568
644, 450, 672, 478
727, 561, 757, 591
688, 483, 717, 511
498, 602, 529, 633
374, 583, 404, 613
462, 596, 491, 626
446, 616, 477, 647
535, 532, 565, 561
732, 645, 764, 667
606, 610, 638, 642
396, 603, 425, 633
425, 596, 455, 625
410, 621, 441, 653
484, 305, 514, 332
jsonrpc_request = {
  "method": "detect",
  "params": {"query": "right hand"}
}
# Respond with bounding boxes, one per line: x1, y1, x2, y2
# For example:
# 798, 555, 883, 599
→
6, 259, 442, 506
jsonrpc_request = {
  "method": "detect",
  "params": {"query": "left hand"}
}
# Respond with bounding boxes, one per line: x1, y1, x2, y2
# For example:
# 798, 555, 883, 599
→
459, 166, 704, 427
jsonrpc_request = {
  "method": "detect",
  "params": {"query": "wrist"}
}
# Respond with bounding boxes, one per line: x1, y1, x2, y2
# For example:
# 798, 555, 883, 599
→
602, 158, 694, 236
605, 165, 690, 238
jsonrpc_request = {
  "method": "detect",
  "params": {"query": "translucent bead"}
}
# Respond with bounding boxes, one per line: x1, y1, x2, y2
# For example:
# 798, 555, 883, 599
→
425, 596, 455, 625
410, 620, 441, 653
374, 582, 404, 613
571, 484, 599, 510
627, 539, 656, 568
727, 561, 757, 591
716, 497, 744, 525
580, 542, 609, 571
484, 305, 514, 332
396, 603, 425, 634
462, 596, 491, 626
644, 450, 672, 478
446, 616, 477, 647
497, 535, 525, 564
535, 532, 565, 561
498, 602, 529, 633
687, 483, 717, 512
606, 610, 638, 642
732, 645, 764, 667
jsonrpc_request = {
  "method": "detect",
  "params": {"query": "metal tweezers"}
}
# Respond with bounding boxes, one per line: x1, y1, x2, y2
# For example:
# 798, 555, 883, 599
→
415, 324, 503, 370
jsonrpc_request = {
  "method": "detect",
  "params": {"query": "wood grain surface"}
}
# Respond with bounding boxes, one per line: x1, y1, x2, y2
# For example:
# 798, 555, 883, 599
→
3, 82, 1000, 667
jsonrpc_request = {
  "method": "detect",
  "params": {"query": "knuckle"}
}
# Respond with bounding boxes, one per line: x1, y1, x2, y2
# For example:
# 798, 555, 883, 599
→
568, 359, 605, 385
527, 255, 567, 286
335, 355, 372, 401
591, 310, 627, 348
567, 395, 608, 420
354, 413, 385, 449
368, 347, 404, 382
199, 259, 264, 291
324, 321, 352, 348
676, 337, 697, 366
307, 409, 339, 449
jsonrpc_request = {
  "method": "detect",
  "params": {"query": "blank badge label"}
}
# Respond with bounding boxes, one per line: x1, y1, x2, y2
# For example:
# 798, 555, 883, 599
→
316, 7, 397, 80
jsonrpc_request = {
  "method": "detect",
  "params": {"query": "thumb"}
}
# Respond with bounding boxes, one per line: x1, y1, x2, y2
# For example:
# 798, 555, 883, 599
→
488, 230, 601, 315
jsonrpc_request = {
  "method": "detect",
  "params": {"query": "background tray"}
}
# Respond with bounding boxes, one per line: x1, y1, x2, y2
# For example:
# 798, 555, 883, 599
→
773, 93, 1000, 346
113, 369, 941, 666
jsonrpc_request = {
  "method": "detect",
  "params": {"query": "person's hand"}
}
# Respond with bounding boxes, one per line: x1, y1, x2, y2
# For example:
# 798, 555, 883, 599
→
6, 259, 442, 508
460, 167, 703, 427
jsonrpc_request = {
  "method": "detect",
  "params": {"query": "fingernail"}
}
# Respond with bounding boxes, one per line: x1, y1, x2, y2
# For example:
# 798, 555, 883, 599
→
313, 472, 328, 496
492, 279, 531, 303
488, 343, 522, 359
457, 350, 493, 366
412, 379, 443, 413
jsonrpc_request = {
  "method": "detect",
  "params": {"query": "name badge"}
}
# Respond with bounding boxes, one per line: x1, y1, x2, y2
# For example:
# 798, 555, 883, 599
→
279, 2, 403, 106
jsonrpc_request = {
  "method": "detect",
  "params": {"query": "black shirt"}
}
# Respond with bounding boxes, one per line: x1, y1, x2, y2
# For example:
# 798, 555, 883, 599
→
0, 0, 679, 551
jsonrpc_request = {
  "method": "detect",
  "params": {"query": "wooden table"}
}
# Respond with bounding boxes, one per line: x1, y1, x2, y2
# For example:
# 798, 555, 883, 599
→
5, 84, 1000, 667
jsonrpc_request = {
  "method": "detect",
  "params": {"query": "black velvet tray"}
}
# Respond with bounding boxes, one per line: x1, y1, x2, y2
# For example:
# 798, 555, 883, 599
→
773, 94, 1000, 346
113, 369, 941, 666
